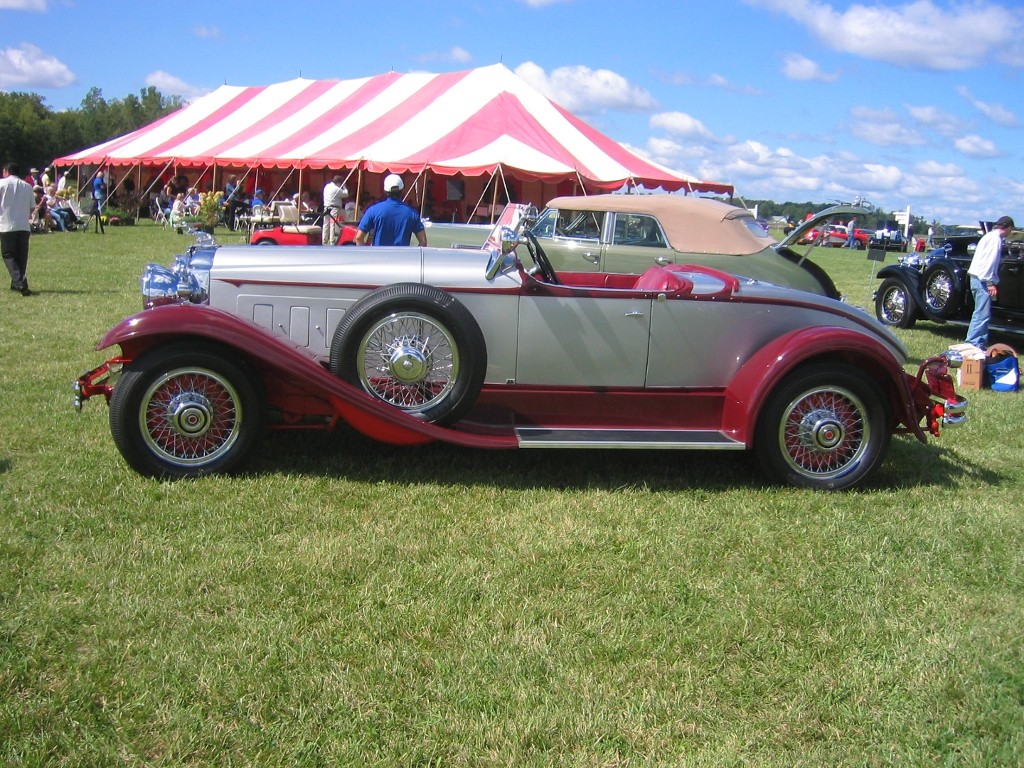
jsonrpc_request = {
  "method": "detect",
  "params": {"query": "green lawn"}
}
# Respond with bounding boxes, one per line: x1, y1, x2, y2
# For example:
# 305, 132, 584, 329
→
2, 224, 1021, 766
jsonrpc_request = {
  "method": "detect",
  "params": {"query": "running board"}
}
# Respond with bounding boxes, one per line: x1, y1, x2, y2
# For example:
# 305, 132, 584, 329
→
515, 427, 745, 450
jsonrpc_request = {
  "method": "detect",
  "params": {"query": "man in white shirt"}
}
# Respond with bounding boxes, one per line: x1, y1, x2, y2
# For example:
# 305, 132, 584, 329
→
322, 175, 348, 245
966, 215, 1015, 348
1, 162, 36, 296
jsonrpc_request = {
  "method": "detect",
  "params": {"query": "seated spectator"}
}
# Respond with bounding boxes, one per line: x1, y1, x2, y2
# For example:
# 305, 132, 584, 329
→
44, 184, 68, 231
223, 182, 249, 231
30, 186, 52, 232
184, 188, 200, 215
170, 193, 187, 229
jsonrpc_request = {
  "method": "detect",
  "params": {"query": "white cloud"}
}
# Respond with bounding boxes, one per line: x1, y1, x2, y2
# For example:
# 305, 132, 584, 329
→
0, 0, 46, 9
514, 61, 657, 113
848, 105, 926, 146
0, 43, 74, 88
915, 159, 964, 176
143, 71, 210, 103
746, 0, 1022, 70
905, 104, 964, 136
955, 85, 1018, 127
649, 111, 714, 140
954, 134, 1000, 157
417, 46, 472, 64
659, 69, 765, 95
193, 25, 222, 39
781, 53, 839, 82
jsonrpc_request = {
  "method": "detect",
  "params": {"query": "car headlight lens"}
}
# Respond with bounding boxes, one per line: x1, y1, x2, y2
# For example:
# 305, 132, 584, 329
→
140, 248, 212, 309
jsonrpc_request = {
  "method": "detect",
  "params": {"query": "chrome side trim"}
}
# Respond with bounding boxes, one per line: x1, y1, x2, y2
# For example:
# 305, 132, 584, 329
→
515, 427, 745, 450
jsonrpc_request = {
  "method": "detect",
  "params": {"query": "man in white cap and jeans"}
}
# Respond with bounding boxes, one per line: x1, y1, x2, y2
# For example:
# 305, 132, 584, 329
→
355, 174, 427, 247
966, 215, 1015, 349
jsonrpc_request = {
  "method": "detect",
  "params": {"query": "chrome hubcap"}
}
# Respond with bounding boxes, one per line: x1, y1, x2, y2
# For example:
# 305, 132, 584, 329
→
798, 408, 845, 451
168, 392, 213, 437
387, 337, 431, 384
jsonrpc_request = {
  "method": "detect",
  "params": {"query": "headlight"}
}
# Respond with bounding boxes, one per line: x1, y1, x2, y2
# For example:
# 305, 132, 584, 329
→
141, 263, 179, 308
899, 253, 924, 268
140, 249, 212, 309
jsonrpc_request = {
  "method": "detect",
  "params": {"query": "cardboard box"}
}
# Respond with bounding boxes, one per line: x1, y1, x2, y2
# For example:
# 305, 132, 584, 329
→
958, 357, 984, 390
948, 343, 986, 391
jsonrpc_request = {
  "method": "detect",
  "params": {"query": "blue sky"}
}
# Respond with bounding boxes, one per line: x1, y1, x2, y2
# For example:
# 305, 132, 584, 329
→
2, 0, 1021, 225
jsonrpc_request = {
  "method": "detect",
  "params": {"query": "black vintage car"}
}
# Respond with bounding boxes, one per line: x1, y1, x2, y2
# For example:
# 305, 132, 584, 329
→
874, 223, 1024, 333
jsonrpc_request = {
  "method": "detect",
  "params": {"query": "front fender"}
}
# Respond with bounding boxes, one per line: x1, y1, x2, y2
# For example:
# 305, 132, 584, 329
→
721, 326, 923, 446
876, 263, 924, 292
94, 304, 518, 450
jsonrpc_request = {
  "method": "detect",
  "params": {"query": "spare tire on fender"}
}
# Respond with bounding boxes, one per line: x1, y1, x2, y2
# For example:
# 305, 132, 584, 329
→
329, 283, 487, 425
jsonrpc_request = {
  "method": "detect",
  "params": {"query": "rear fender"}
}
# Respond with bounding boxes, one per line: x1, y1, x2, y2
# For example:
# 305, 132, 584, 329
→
721, 327, 923, 446
96, 304, 517, 450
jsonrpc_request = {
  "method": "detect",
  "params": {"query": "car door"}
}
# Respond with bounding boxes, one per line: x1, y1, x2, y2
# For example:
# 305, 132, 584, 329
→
601, 212, 675, 273
996, 241, 1024, 314
514, 291, 652, 387
530, 206, 605, 272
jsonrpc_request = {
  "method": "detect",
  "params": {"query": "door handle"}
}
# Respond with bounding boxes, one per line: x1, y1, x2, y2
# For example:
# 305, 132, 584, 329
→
654, 255, 671, 266
581, 251, 599, 264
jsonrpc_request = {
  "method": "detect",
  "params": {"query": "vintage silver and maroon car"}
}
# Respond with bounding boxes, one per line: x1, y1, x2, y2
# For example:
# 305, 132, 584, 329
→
73, 205, 966, 490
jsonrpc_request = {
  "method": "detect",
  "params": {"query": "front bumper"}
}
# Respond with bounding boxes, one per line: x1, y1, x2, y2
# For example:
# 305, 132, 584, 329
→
71, 358, 125, 411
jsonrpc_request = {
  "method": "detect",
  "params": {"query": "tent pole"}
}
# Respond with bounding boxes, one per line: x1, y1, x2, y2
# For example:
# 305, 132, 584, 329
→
420, 168, 428, 218
490, 166, 502, 224
135, 165, 142, 221
355, 165, 364, 221
575, 170, 587, 196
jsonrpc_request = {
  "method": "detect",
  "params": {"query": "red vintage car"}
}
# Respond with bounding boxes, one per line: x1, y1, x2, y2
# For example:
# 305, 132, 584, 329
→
246, 202, 359, 246
799, 224, 870, 249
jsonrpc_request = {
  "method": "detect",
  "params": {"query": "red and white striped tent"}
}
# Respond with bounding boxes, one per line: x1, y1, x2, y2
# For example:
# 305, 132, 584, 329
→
56, 63, 732, 210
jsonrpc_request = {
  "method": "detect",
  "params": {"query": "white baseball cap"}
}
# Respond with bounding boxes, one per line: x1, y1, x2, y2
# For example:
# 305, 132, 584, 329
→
383, 174, 404, 192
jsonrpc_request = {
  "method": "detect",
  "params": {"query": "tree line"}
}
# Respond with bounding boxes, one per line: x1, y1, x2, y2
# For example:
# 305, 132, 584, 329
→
0, 87, 182, 175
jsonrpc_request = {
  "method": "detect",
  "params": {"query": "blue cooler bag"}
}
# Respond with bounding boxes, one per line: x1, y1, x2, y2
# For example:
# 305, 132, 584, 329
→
985, 344, 1020, 392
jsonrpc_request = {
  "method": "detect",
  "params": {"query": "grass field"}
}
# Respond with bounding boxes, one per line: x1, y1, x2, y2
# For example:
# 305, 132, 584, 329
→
2, 223, 1022, 766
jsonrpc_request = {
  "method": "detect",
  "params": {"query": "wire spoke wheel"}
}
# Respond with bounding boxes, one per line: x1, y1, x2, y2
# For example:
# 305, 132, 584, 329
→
875, 277, 916, 328
777, 385, 868, 480
330, 284, 487, 425
357, 312, 459, 412
110, 344, 264, 478
139, 367, 244, 465
922, 264, 960, 316
756, 364, 889, 490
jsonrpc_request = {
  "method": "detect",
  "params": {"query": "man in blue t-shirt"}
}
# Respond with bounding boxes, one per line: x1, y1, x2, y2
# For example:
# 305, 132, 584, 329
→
355, 174, 427, 246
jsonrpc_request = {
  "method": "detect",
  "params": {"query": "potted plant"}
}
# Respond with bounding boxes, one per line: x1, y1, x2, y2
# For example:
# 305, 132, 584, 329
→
196, 191, 222, 233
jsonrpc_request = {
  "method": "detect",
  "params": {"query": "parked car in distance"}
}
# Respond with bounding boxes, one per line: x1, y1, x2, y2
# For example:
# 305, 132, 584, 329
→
799, 224, 871, 249
73, 205, 965, 491
428, 195, 862, 298
875, 221, 1024, 332
246, 201, 359, 246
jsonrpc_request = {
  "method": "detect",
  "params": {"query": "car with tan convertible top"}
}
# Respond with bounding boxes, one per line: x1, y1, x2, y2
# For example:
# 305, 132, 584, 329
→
73, 204, 966, 490
427, 194, 858, 298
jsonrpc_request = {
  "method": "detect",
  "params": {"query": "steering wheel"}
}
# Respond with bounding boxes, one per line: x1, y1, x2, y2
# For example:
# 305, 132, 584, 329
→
524, 232, 558, 284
